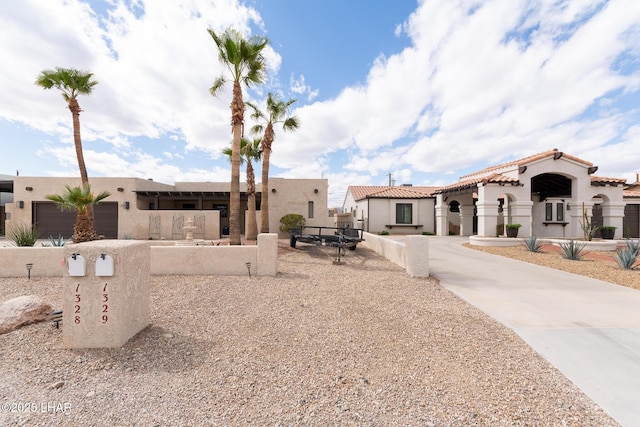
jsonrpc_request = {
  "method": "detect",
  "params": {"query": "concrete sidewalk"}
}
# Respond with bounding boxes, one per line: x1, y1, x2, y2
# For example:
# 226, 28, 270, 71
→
427, 236, 640, 427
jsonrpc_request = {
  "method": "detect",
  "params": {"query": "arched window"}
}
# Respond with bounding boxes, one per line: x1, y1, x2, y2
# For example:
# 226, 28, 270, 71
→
449, 200, 460, 213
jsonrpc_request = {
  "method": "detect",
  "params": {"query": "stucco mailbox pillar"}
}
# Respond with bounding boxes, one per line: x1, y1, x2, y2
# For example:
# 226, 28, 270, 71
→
63, 240, 150, 348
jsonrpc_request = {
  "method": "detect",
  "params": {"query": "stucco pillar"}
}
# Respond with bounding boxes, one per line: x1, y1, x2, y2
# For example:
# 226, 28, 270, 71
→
476, 200, 500, 237
569, 201, 595, 239
601, 202, 626, 239
257, 233, 278, 276
63, 241, 150, 349
459, 205, 475, 236
435, 195, 448, 236
405, 235, 429, 277
510, 201, 534, 237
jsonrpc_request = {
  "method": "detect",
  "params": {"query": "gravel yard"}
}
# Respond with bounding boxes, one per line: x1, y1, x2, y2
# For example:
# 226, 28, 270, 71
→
465, 243, 640, 290
1, 242, 618, 426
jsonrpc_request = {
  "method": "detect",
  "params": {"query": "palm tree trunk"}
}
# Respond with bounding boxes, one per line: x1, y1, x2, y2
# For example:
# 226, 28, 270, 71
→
69, 97, 96, 241
73, 209, 96, 243
229, 81, 244, 245
260, 123, 275, 234
68, 98, 89, 188
246, 161, 258, 240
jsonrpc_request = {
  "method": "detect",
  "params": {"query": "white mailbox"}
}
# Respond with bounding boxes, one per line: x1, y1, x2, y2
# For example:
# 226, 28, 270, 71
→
67, 254, 87, 277
96, 254, 114, 277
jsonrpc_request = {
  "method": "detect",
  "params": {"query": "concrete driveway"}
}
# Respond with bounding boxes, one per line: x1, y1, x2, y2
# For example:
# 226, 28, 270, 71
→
427, 236, 640, 427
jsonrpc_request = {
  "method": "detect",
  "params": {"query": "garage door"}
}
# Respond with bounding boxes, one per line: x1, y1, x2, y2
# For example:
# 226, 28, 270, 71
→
33, 202, 118, 239
624, 204, 639, 238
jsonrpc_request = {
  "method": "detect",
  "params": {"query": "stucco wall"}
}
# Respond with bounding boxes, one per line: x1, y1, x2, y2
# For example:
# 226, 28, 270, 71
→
0, 233, 278, 277
267, 178, 333, 236
5, 176, 329, 240
131, 210, 220, 240
0, 246, 65, 277
360, 232, 429, 277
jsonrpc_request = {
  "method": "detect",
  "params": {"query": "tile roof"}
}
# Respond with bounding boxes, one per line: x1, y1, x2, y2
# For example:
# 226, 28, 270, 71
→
436, 173, 520, 193
590, 176, 627, 186
347, 185, 439, 201
623, 190, 640, 198
460, 148, 593, 179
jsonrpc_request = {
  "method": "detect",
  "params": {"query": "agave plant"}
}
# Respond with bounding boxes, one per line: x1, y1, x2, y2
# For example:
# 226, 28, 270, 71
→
559, 239, 587, 261
523, 236, 542, 252
48, 234, 66, 247
624, 239, 640, 258
614, 248, 638, 270
614, 239, 640, 270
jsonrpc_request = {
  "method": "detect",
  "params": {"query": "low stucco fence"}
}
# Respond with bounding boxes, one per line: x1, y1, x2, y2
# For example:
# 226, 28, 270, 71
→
360, 232, 429, 277
0, 234, 278, 278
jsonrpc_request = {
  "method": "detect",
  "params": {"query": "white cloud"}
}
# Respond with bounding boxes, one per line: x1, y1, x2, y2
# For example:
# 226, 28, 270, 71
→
0, 0, 275, 162
269, 0, 640, 201
289, 74, 319, 102
2, 0, 640, 206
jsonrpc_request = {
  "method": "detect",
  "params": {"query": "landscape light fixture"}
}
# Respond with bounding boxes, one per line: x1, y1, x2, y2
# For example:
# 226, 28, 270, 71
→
26, 263, 33, 279
245, 262, 251, 278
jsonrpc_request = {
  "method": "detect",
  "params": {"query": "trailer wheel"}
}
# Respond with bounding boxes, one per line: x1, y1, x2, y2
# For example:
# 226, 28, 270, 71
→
290, 235, 297, 248
349, 244, 357, 251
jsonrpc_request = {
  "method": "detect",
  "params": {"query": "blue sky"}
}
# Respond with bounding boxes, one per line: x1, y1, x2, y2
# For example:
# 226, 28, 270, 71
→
1, 0, 639, 206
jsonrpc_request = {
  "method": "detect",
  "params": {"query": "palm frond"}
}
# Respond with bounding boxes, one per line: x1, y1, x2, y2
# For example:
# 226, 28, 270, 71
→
46, 184, 111, 213
35, 67, 97, 100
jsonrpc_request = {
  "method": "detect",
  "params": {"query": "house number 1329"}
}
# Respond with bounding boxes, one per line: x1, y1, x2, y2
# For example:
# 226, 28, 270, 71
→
102, 283, 109, 323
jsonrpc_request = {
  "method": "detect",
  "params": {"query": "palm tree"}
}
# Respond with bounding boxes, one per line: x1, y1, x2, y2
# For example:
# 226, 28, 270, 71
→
222, 137, 262, 240
36, 67, 100, 241
209, 28, 268, 245
247, 93, 300, 233
35, 68, 98, 188
46, 185, 111, 243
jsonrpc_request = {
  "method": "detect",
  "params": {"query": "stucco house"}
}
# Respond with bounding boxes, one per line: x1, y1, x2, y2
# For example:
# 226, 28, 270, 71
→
343, 149, 640, 239
435, 149, 637, 239
0, 173, 14, 236
2, 176, 332, 240
342, 185, 439, 234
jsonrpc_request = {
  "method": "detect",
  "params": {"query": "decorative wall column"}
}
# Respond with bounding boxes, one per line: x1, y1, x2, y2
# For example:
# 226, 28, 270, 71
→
459, 205, 475, 236
476, 184, 502, 237
435, 194, 449, 236
569, 201, 594, 239
601, 202, 626, 238
509, 201, 534, 237
476, 200, 500, 237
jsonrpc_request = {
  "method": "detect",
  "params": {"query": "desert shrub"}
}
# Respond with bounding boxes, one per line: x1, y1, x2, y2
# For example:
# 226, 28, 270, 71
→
279, 213, 305, 233
559, 239, 586, 261
614, 240, 640, 270
624, 239, 640, 258
48, 234, 66, 246
614, 248, 638, 270
379, 230, 390, 235
7, 223, 41, 247
422, 231, 435, 235
523, 236, 542, 252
